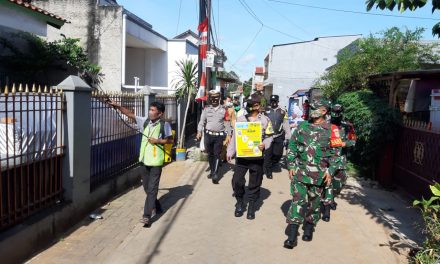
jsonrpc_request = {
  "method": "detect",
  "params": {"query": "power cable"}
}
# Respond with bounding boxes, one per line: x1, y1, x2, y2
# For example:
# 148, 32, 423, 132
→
231, 24, 263, 67
267, 0, 439, 21
176, 0, 183, 35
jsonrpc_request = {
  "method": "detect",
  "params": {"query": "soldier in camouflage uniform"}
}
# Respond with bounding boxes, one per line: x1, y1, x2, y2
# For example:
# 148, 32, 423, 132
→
283, 99, 337, 249
321, 104, 357, 222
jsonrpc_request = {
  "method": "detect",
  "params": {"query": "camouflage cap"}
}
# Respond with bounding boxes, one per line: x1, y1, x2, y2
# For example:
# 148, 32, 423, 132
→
310, 98, 331, 110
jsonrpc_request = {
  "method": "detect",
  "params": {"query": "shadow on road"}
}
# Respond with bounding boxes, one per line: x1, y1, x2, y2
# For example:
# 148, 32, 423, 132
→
152, 184, 194, 223
338, 178, 423, 258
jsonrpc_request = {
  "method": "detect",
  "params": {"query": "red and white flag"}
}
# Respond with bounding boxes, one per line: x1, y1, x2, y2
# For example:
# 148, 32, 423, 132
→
196, 18, 208, 101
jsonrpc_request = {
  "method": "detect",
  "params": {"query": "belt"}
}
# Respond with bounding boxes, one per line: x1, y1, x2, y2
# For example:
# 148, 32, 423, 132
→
205, 130, 225, 136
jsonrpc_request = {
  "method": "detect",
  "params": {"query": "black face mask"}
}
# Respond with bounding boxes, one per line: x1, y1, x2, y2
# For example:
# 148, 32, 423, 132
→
331, 116, 342, 124
270, 101, 278, 108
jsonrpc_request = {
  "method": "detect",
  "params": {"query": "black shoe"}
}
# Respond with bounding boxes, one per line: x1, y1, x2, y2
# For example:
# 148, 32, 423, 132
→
140, 216, 151, 228
283, 224, 299, 249
246, 201, 256, 220
330, 202, 337, 211
212, 174, 219, 184
322, 204, 331, 222
266, 172, 273, 179
302, 222, 314, 241
207, 173, 212, 179
234, 199, 244, 217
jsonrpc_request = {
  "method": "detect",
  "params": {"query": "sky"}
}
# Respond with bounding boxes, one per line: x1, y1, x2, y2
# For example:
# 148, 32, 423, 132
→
117, 0, 440, 81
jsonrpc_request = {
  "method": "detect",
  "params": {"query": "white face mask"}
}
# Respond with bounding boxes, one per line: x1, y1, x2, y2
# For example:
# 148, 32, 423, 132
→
226, 102, 233, 107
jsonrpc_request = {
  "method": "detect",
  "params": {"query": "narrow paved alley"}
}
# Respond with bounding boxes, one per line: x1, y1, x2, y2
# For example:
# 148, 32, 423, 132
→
26, 160, 421, 264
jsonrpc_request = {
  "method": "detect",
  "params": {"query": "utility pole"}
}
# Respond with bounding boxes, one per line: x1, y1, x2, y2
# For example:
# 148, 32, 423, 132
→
198, 0, 211, 95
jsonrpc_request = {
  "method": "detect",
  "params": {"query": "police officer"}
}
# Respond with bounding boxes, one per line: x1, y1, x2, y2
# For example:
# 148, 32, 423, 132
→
227, 93, 274, 220
197, 90, 228, 184
321, 104, 356, 222
283, 99, 336, 249
263, 95, 290, 179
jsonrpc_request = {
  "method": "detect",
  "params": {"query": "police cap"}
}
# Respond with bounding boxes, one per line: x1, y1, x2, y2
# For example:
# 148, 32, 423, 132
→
269, 94, 279, 102
208, 90, 220, 98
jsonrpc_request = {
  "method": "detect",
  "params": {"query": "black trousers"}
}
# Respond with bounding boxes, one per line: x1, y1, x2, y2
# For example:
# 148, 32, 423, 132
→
232, 158, 264, 201
204, 133, 224, 170
263, 135, 284, 170
143, 165, 163, 217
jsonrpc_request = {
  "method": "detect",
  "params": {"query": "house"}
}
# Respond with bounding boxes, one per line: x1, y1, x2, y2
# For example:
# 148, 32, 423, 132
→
263, 35, 361, 108
252, 67, 264, 92
168, 30, 199, 92
31, 0, 172, 92
0, 0, 67, 84
369, 70, 440, 198
0, 0, 66, 37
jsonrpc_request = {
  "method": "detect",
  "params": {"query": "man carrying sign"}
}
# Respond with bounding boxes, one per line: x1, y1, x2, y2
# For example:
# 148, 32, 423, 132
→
227, 93, 274, 220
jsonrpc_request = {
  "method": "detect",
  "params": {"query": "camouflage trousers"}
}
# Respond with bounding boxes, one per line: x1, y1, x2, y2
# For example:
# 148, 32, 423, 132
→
286, 181, 324, 225
322, 169, 347, 205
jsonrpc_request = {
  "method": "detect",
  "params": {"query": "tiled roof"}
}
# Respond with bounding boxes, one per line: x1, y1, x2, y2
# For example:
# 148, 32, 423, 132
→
7, 0, 68, 23
255, 67, 264, 74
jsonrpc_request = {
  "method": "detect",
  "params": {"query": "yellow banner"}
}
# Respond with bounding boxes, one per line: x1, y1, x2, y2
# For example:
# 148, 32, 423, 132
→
235, 122, 262, 158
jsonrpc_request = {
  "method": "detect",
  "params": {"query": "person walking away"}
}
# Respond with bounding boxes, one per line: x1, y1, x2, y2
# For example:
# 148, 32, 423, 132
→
196, 90, 228, 184
302, 99, 310, 120
222, 96, 236, 163
263, 95, 290, 179
106, 100, 173, 227
283, 99, 337, 249
227, 93, 274, 220
321, 104, 357, 222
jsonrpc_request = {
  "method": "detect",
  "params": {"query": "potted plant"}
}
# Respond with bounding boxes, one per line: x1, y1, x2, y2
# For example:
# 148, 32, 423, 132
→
173, 58, 198, 160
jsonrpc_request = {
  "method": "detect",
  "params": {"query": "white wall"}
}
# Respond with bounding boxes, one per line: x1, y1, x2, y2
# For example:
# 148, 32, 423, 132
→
125, 47, 145, 85
0, 4, 47, 36
167, 40, 198, 90
125, 47, 167, 87
268, 35, 361, 108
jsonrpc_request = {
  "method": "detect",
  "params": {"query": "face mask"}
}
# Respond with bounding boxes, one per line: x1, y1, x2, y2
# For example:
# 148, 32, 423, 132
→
226, 102, 233, 107
234, 106, 241, 111
270, 102, 278, 108
211, 98, 219, 106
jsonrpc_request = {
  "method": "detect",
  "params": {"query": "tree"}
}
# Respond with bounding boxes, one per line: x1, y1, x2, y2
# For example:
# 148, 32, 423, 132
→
316, 27, 439, 99
243, 78, 253, 97
366, 0, 440, 37
0, 32, 102, 87
172, 58, 198, 149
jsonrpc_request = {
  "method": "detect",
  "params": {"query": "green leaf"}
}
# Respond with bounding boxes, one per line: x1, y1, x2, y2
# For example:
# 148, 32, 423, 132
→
430, 185, 440, 196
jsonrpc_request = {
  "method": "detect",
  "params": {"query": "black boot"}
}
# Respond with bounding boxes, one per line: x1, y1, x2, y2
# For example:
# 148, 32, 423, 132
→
330, 201, 337, 211
322, 204, 331, 222
155, 200, 163, 215
283, 224, 299, 249
234, 198, 244, 217
212, 159, 220, 184
302, 221, 315, 241
265, 167, 273, 179
247, 201, 256, 220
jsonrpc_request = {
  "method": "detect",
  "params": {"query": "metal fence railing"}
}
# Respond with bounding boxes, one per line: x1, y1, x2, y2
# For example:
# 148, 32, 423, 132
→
90, 92, 144, 190
0, 84, 64, 231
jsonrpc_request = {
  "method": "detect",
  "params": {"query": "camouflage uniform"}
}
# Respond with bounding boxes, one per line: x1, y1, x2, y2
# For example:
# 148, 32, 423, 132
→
286, 120, 336, 225
323, 121, 356, 205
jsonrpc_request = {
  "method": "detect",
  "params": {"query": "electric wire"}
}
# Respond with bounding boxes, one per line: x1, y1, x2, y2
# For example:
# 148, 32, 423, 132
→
267, 0, 439, 21
176, 0, 183, 35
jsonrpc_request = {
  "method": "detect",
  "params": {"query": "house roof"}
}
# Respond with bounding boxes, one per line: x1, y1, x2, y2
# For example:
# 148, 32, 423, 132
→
174, 30, 198, 40
5, 0, 68, 28
273, 34, 362, 48
255, 67, 264, 75
369, 69, 440, 82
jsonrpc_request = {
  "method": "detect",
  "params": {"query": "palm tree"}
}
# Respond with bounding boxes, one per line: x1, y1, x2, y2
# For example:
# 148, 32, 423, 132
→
173, 58, 198, 149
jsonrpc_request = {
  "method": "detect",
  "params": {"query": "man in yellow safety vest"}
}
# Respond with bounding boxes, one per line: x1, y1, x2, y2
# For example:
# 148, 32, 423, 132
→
107, 100, 173, 227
